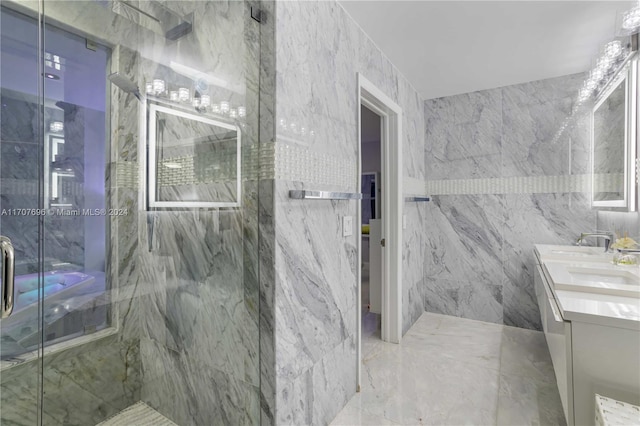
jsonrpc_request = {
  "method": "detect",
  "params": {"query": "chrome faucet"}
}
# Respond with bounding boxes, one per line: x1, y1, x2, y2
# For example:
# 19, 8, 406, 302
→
576, 231, 615, 252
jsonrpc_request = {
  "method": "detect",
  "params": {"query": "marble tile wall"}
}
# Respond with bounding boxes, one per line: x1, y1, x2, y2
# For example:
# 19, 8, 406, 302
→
126, 2, 263, 424
423, 74, 599, 330
0, 333, 140, 425
272, 1, 428, 423
597, 210, 640, 240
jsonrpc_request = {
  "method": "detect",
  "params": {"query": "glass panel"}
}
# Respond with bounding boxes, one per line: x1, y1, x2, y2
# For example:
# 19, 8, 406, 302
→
41, 20, 110, 351
593, 77, 626, 202
0, 4, 42, 424
32, 0, 261, 424
149, 103, 241, 207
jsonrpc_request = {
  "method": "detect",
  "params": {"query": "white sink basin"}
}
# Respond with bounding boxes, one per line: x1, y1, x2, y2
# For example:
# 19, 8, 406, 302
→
535, 244, 612, 263
544, 261, 640, 298
568, 267, 638, 286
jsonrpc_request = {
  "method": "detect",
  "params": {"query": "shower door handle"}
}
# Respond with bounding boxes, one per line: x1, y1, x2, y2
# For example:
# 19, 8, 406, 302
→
0, 236, 15, 318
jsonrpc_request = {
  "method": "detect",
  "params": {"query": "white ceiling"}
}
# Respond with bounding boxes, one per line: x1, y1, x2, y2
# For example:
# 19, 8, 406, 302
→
339, 1, 633, 100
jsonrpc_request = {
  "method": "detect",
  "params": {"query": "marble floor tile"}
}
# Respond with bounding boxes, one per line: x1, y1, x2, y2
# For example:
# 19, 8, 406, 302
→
496, 373, 567, 426
331, 398, 402, 426
499, 325, 556, 384
332, 312, 565, 426
401, 313, 503, 370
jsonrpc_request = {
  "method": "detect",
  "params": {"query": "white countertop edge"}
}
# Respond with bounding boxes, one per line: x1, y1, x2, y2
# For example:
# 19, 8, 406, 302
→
554, 289, 640, 330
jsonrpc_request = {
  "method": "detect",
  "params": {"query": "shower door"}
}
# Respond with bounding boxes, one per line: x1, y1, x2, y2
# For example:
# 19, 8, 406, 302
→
0, 4, 45, 424
2, 0, 264, 424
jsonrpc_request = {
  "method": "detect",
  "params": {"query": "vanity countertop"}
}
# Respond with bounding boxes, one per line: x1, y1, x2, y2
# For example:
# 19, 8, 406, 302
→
534, 244, 640, 330
554, 288, 640, 330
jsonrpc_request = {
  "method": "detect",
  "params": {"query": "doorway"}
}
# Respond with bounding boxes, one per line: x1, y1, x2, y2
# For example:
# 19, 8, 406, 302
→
360, 105, 382, 344
356, 74, 403, 391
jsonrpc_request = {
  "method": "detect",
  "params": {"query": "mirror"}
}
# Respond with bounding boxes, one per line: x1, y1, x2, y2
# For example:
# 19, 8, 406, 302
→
147, 102, 241, 208
591, 57, 638, 211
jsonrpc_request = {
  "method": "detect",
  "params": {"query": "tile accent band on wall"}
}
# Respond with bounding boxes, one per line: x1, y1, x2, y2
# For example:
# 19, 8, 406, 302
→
424, 174, 623, 195
274, 141, 357, 189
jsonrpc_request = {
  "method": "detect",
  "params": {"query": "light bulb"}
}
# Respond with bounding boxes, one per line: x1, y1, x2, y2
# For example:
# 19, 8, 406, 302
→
145, 82, 154, 94
585, 79, 597, 92
237, 106, 246, 117
596, 57, 612, 73
604, 40, 623, 59
179, 88, 190, 102
200, 95, 211, 107
577, 87, 591, 103
169, 91, 179, 101
49, 121, 64, 133
590, 67, 604, 83
211, 104, 221, 113
230, 108, 238, 118
153, 79, 165, 95
622, 5, 640, 31
220, 101, 230, 114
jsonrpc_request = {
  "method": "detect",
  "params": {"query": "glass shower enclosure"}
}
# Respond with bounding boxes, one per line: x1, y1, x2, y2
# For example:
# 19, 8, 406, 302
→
0, 1, 262, 424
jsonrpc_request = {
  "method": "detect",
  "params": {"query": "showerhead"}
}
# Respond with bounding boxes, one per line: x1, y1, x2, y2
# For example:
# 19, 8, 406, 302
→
108, 72, 142, 101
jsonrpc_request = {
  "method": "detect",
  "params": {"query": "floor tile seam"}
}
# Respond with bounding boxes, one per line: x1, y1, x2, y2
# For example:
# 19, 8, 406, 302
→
403, 325, 504, 336
376, 344, 505, 376
354, 404, 404, 426
497, 368, 557, 385
420, 312, 507, 330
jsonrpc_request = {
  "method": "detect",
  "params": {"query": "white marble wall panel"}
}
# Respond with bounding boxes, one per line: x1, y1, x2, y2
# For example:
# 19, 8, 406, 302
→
273, 0, 428, 422
140, 337, 259, 426
274, 181, 357, 381
425, 90, 502, 180
501, 74, 583, 178
399, 74, 427, 181
276, 334, 357, 426
423, 74, 598, 330
403, 201, 428, 334
502, 193, 595, 329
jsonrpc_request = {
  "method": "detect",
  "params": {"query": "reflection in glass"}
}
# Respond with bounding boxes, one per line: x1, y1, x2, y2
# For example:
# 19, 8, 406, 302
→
148, 103, 241, 207
593, 78, 626, 202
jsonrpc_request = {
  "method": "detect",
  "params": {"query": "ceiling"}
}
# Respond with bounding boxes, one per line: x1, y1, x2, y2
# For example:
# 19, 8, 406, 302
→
340, 1, 633, 100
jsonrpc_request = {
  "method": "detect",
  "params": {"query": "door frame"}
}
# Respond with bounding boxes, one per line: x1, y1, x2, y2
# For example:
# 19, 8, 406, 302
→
356, 74, 403, 390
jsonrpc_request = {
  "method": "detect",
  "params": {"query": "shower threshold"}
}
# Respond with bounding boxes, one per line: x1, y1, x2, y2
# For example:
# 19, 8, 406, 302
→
97, 401, 177, 426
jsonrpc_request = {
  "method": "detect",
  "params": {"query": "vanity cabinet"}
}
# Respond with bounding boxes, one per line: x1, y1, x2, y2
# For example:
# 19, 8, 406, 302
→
534, 252, 640, 426
534, 262, 574, 425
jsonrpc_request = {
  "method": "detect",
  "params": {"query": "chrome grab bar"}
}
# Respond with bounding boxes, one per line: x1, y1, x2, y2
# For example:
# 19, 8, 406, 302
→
1, 236, 15, 318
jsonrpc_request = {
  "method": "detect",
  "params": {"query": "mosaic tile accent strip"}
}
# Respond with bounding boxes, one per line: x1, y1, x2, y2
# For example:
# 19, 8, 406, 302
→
273, 142, 358, 189
0, 178, 39, 196
423, 174, 623, 195
114, 161, 139, 189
